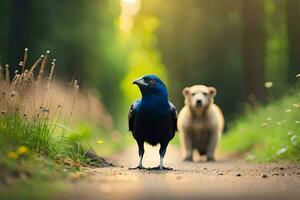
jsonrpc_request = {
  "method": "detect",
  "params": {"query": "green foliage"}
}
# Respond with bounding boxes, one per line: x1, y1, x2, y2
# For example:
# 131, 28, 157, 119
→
221, 88, 300, 162
0, 115, 53, 154
265, 0, 289, 94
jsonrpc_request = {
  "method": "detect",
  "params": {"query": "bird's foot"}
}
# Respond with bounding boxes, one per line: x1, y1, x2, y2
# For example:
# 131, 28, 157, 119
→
129, 165, 148, 170
149, 166, 173, 170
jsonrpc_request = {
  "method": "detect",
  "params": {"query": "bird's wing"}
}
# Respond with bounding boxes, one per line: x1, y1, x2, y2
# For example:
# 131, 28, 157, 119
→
169, 101, 178, 131
128, 100, 140, 131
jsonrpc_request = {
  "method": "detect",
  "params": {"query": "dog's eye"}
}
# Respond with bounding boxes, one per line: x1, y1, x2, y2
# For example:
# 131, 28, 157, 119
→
191, 93, 196, 96
203, 92, 208, 96
149, 79, 156, 84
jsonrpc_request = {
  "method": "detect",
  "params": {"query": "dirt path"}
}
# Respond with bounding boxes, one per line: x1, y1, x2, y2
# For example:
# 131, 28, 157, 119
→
59, 145, 300, 200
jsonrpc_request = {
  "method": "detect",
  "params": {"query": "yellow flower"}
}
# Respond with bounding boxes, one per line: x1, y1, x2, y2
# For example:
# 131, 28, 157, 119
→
96, 140, 104, 144
17, 146, 29, 155
264, 82, 273, 88
7, 151, 18, 159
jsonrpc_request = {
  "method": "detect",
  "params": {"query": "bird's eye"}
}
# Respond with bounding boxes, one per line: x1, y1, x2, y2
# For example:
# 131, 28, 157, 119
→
203, 92, 208, 96
191, 93, 196, 96
149, 79, 156, 84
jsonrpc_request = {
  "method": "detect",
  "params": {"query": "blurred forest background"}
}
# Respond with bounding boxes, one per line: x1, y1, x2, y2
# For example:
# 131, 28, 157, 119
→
0, 0, 299, 130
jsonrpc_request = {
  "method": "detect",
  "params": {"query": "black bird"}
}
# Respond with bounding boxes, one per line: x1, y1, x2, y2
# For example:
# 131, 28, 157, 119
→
128, 75, 177, 170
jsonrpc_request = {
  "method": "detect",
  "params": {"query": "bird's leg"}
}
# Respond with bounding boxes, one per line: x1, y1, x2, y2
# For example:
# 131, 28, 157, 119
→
138, 154, 143, 167
129, 141, 146, 170
153, 143, 172, 170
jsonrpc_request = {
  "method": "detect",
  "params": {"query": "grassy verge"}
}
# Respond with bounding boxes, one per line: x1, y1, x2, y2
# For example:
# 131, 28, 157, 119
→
221, 89, 300, 162
0, 115, 78, 200
0, 144, 68, 200
0, 49, 112, 200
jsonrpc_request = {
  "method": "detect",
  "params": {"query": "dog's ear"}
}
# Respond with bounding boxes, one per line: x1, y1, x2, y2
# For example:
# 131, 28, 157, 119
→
209, 87, 217, 97
183, 87, 190, 97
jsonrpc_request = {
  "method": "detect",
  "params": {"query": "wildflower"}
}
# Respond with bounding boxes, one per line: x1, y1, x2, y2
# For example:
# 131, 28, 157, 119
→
296, 74, 300, 78
264, 82, 273, 88
266, 117, 272, 121
277, 122, 282, 125
17, 146, 29, 155
7, 151, 18, 159
285, 109, 292, 112
96, 140, 104, 144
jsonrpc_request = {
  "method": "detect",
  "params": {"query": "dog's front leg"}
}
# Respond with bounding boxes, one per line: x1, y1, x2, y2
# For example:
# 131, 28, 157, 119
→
206, 131, 220, 161
182, 133, 193, 161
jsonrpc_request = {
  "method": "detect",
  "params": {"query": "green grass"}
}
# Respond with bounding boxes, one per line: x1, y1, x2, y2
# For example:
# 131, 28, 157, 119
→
0, 149, 68, 200
221, 90, 300, 162
0, 114, 87, 200
0, 114, 54, 154
0, 115, 128, 199
0, 114, 122, 200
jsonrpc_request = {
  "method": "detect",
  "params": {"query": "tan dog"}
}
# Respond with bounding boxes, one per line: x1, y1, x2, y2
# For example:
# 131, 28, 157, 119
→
177, 85, 224, 161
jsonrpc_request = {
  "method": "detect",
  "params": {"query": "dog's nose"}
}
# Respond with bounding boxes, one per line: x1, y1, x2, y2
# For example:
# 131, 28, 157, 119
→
196, 99, 202, 107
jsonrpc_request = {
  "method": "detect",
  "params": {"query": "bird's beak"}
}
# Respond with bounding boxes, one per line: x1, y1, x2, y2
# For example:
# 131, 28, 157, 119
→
133, 78, 148, 87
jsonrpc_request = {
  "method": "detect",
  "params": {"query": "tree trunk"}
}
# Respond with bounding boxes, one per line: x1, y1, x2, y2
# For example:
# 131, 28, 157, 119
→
241, 0, 266, 103
286, 0, 300, 83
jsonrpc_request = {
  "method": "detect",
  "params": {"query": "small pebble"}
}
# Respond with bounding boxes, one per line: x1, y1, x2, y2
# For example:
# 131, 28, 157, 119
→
218, 172, 224, 175
279, 167, 285, 170
236, 173, 241, 177
262, 174, 268, 178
